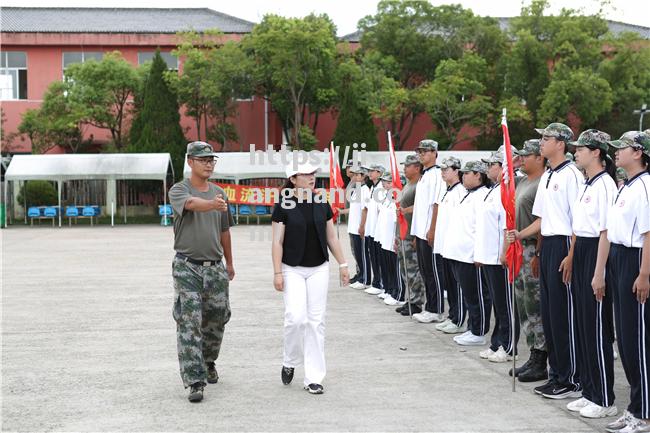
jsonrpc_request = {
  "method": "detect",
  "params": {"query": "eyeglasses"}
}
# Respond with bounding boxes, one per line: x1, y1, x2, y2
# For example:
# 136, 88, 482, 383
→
191, 157, 217, 166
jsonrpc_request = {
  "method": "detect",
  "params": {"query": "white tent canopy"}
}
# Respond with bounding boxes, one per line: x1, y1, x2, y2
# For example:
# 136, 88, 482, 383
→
4, 153, 173, 227
183, 150, 493, 182
5, 153, 173, 181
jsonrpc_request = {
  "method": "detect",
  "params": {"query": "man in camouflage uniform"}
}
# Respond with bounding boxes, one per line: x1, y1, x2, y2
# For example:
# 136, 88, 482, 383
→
396, 154, 425, 316
169, 141, 235, 403
511, 139, 548, 382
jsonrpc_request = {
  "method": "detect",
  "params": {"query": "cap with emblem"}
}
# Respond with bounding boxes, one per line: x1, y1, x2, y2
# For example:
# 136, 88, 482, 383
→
518, 139, 541, 156
401, 154, 421, 166
369, 164, 386, 173
535, 123, 574, 142
440, 156, 462, 169
459, 160, 488, 174
569, 129, 611, 151
416, 139, 439, 151
380, 171, 393, 182
186, 141, 219, 158
609, 131, 650, 156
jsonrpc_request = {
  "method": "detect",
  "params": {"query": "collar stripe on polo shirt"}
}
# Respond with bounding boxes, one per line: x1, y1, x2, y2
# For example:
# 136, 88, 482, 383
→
411, 166, 444, 240
533, 161, 583, 237
572, 171, 617, 238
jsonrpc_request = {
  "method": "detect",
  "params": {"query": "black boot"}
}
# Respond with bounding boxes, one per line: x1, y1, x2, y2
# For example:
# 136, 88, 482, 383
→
518, 349, 548, 383
509, 352, 533, 377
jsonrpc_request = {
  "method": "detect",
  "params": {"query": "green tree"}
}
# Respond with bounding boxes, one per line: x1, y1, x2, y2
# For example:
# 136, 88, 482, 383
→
245, 14, 338, 149
596, 34, 650, 136
419, 53, 493, 149
17, 181, 58, 207
63, 51, 140, 150
332, 59, 378, 151
129, 50, 186, 176
18, 81, 90, 153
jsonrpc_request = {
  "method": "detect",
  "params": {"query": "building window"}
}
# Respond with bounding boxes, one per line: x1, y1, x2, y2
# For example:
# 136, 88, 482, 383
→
137, 52, 179, 70
62, 51, 103, 77
0, 51, 28, 100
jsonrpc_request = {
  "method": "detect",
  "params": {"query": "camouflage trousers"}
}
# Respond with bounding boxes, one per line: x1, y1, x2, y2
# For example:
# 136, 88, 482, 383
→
514, 243, 546, 351
172, 256, 231, 388
397, 237, 424, 304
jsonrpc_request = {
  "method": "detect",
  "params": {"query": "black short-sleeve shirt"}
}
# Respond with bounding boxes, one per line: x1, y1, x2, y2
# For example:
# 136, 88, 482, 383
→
272, 199, 333, 267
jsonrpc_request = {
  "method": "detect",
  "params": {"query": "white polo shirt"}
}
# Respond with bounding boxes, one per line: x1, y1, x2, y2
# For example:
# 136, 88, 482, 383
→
347, 183, 364, 236
444, 186, 489, 264
377, 198, 397, 253
363, 182, 383, 238
607, 172, 650, 248
475, 183, 507, 265
532, 160, 583, 237
435, 182, 466, 255
572, 171, 617, 238
410, 165, 445, 240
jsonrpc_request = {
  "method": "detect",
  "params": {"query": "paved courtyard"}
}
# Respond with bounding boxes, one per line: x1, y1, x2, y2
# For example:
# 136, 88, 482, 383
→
2, 225, 626, 432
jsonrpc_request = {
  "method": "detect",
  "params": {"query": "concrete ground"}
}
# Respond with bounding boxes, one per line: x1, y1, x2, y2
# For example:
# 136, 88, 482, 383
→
2, 224, 626, 432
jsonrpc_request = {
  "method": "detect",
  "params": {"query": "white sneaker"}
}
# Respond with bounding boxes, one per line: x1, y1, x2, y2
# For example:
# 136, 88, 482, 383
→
349, 281, 366, 289
479, 348, 496, 359
395, 301, 406, 306
618, 417, 650, 433
413, 311, 444, 323
607, 410, 634, 432
384, 295, 399, 306
364, 286, 383, 295
453, 330, 472, 342
566, 397, 591, 412
454, 332, 486, 346
442, 323, 466, 334
435, 318, 453, 331
488, 346, 517, 363
580, 403, 618, 419
377, 292, 388, 299
614, 347, 619, 360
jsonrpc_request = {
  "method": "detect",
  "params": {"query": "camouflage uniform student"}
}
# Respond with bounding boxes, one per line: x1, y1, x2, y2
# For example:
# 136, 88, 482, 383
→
396, 154, 425, 315
511, 139, 548, 382
168, 141, 235, 403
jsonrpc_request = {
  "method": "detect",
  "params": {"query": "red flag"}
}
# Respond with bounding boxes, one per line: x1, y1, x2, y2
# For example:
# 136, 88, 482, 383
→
500, 112, 523, 282
329, 141, 345, 219
388, 132, 408, 240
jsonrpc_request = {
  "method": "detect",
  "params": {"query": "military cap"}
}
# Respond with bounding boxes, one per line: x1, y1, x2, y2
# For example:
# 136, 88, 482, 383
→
401, 154, 421, 166
440, 156, 462, 169
380, 171, 393, 182
518, 139, 541, 156
416, 139, 439, 151
496, 144, 520, 156
481, 152, 504, 165
369, 164, 386, 173
535, 122, 574, 142
186, 141, 219, 158
609, 131, 650, 156
348, 164, 366, 174
616, 167, 628, 182
344, 159, 355, 168
569, 129, 611, 151
459, 160, 488, 174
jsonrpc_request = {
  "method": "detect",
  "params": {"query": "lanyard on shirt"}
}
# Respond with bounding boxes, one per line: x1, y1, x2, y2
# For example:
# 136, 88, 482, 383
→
441, 182, 460, 202
460, 186, 481, 204
615, 171, 649, 203
484, 182, 500, 201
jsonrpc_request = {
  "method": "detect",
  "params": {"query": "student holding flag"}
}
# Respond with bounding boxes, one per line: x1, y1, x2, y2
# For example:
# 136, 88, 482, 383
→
360, 164, 386, 296
602, 131, 650, 433
562, 129, 618, 419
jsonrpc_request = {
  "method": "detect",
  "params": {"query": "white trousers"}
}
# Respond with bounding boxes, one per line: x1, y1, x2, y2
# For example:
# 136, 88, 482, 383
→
282, 262, 329, 386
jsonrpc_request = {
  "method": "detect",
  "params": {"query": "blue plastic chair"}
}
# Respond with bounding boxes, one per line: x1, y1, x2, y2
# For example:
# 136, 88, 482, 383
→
158, 204, 173, 226
238, 204, 252, 224
28, 207, 41, 226
66, 206, 79, 226
43, 206, 57, 227
82, 206, 96, 226
254, 205, 269, 224
229, 204, 236, 215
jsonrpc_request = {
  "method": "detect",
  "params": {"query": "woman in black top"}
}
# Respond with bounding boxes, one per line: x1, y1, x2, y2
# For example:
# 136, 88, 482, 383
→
271, 162, 349, 395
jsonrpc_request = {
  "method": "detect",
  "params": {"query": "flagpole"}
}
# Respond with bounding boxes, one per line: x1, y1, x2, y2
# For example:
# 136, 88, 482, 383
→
509, 264, 516, 392
400, 238, 412, 317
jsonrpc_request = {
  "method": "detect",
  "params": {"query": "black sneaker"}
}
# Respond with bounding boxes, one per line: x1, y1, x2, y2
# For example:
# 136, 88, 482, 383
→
399, 304, 422, 316
206, 363, 219, 384
533, 380, 556, 395
188, 382, 204, 403
541, 384, 582, 400
304, 383, 324, 394
281, 366, 294, 385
